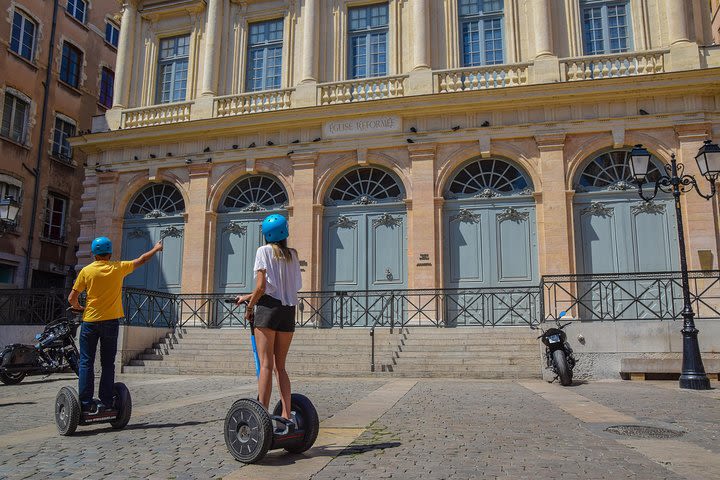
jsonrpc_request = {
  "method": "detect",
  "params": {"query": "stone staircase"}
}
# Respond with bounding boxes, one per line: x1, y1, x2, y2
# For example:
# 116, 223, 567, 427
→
123, 327, 542, 379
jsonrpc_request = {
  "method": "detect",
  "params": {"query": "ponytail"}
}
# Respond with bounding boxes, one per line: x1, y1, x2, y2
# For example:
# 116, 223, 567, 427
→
269, 239, 295, 261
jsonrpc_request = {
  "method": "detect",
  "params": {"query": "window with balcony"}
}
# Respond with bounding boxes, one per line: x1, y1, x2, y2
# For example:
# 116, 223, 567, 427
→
459, 0, 505, 67
66, 0, 86, 24
581, 0, 632, 55
99, 68, 114, 108
348, 3, 388, 79
43, 193, 67, 241
105, 22, 119, 48
246, 19, 284, 92
51, 116, 76, 160
1, 92, 30, 144
10, 10, 36, 61
60, 42, 82, 88
156, 35, 190, 104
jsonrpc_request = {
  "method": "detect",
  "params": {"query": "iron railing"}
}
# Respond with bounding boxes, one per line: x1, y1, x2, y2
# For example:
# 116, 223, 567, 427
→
0, 288, 71, 325
541, 270, 720, 322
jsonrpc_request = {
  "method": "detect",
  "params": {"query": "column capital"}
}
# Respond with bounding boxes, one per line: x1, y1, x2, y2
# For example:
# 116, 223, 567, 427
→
187, 163, 213, 177
534, 133, 566, 151
674, 123, 712, 142
290, 151, 319, 168
98, 172, 119, 184
407, 143, 437, 157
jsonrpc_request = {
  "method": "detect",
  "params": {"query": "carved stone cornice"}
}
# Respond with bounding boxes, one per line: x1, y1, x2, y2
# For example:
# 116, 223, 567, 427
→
407, 143, 437, 157
674, 123, 711, 142
534, 133, 566, 152
289, 151, 318, 168
98, 172, 119, 184
187, 163, 212, 177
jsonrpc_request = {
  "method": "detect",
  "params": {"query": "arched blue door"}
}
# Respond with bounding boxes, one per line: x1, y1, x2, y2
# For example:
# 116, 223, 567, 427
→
573, 150, 679, 318
443, 158, 538, 325
214, 175, 288, 326
323, 167, 407, 326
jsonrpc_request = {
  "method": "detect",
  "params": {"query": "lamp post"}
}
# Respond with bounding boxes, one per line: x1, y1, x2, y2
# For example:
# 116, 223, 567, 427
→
629, 141, 720, 390
0, 196, 20, 236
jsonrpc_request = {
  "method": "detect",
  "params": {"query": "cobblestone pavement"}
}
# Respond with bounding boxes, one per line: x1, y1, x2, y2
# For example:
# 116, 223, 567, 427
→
0, 375, 717, 479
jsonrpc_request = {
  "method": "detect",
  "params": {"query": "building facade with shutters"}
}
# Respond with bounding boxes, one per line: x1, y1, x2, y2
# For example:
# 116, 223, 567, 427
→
71, 0, 719, 322
0, 0, 120, 288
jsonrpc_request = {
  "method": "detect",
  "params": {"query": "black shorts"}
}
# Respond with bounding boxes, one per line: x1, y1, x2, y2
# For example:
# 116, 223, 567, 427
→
253, 295, 296, 332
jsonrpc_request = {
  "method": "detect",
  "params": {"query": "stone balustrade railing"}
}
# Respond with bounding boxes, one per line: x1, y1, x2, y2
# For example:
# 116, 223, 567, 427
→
121, 101, 194, 129
561, 50, 668, 81
214, 88, 294, 117
318, 75, 408, 105
435, 63, 531, 93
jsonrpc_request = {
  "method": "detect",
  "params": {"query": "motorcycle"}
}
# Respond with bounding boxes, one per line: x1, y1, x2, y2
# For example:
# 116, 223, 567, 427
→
0, 308, 81, 385
537, 311, 576, 386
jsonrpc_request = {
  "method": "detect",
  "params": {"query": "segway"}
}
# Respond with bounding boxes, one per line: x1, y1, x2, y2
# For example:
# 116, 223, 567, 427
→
54, 382, 132, 435
223, 299, 320, 463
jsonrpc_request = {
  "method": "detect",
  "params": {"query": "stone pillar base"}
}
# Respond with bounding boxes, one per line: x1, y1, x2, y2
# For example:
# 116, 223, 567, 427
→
191, 96, 215, 121
668, 42, 701, 71
531, 56, 561, 84
105, 108, 122, 130
406, 69, 434, 96
294, 81, 318, 108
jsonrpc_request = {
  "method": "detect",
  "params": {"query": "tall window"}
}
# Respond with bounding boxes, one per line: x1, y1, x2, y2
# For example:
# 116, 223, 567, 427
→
66, 0, 86, 23
459, 0, 504, 67
1, 93, 30, 144
581, 0, 632, 55
60, 42, 82, 88
156, 35, 190, 104
10, 10, 36, 61
99, 68, 114, 108
52, 117, 76, 160
246, 19, 283, 92
348, 3, 388, 79
43, 193, 67, 241
105, 22, 120, 48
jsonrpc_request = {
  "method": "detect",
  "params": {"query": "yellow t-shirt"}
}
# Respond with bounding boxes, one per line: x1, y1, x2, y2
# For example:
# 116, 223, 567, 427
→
72, 260, 135, 322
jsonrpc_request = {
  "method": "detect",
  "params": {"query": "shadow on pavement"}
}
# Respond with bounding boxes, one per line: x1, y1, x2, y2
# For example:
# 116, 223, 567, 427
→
0, 376, 76, 386
0, 401, 36, 407
256, 441, 402, 466
72, 419, 221, 436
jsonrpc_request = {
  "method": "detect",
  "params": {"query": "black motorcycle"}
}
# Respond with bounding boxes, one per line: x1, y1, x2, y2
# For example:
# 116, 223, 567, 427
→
0, 308, 81, 385
537, 311, 576, 386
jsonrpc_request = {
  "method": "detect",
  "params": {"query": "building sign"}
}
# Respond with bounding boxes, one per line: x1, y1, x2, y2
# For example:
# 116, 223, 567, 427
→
323, 115, 402, 138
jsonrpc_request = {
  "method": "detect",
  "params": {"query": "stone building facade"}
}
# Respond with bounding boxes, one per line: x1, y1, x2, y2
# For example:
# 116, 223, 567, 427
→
72, 0, 719, 312
1, 0, 120, 288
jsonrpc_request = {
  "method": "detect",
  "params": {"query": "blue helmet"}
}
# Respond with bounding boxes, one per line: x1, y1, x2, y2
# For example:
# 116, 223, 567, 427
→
91, 236, 112, 255
261, 214, 289, 242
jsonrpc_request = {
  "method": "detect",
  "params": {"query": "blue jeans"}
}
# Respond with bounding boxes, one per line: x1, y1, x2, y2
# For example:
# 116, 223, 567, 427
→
78, 319, 119, 408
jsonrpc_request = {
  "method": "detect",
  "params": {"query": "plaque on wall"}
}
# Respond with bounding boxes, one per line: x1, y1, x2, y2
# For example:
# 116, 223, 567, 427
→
323, 115, 402, 139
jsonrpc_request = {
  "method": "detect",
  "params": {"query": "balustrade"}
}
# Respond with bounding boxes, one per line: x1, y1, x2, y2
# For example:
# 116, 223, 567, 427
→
435, 63, 531, 93
214, 89, 294, 117
121, 101, 193, 129
562, 50, 667, 81
318, 75, 408, 105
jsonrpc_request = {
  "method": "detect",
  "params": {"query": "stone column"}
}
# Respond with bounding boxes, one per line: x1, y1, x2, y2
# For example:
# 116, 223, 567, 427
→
665, 0, 700, 70
535, 134, 573, 276
290, 152, 318, 290
112, 2, 137, 109
529, 0, 560, 83
201, 0, 222, 96
300, 0, 319, 82
412, 0, 429, 70
675, 125, 718, 270
180, 164, 212, 293
408, 144, 438, 288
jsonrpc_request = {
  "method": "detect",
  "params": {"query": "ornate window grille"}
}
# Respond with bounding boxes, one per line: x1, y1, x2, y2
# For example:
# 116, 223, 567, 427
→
576, 150, 662, 192
445, 158, 533, 199
126, 184, 185, 218
327, 167, 404, 205
221, 175, 288, 212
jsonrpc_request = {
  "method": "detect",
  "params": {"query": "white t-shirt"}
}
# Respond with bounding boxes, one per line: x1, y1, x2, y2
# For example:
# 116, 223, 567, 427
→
253, 245, 302, 306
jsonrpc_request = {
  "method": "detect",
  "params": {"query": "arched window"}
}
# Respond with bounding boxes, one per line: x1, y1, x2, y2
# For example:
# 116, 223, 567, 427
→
445, 158, 533, 199
326, 167, 404, 205
126, 183, 185, 218
220, 175, 287, 212
576, 150, 662, 192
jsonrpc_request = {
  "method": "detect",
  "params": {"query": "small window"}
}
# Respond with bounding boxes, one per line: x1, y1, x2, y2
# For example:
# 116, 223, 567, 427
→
99, 68, 114, 108
0, 181, 22, 202
458, 0, 505, 67
156, 35, 190, 104
60, 42, 82, 88
105, 22, 119, 48
43, 193, 67, 241
1, 93, 30, 144
66, 0, 86, 24
581, 0, 632, 55
246, 19, 284, 92
0, 264, 16, 284
10, 10, 37, 61
348, 3, 389, 79
52, 116, 76, 160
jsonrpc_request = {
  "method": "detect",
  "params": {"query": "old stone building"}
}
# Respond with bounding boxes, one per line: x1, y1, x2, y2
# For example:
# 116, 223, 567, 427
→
71, 0, 719, 324
1, 0, 120, 287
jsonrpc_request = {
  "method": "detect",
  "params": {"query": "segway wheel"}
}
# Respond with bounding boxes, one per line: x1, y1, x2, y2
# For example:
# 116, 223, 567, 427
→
110, 382, 132, 430
55, 386, 80, 436
273, 393, 319, 454
224, 398, 273, 463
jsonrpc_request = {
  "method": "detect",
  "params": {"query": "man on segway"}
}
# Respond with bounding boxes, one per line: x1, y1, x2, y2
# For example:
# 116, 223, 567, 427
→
68, 236, 162, 413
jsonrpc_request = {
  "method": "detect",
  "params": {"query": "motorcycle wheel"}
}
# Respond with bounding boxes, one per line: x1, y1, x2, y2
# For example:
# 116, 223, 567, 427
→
552, 349, 572, 386
0, 370, 26, 385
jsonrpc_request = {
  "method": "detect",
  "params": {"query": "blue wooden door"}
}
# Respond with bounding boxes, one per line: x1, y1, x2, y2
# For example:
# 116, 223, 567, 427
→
121, 219, 184, 293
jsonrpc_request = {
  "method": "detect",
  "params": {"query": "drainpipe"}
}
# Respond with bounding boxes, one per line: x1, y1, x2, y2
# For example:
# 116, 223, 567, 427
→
23, 0, 60, 287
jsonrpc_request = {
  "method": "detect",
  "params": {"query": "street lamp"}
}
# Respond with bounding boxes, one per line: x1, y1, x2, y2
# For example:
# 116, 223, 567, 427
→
0, 196, 20, 236
629, 142, 719, 390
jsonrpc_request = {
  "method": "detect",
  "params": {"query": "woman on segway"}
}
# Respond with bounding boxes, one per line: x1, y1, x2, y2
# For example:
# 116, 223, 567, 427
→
236, 214, 302, 425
